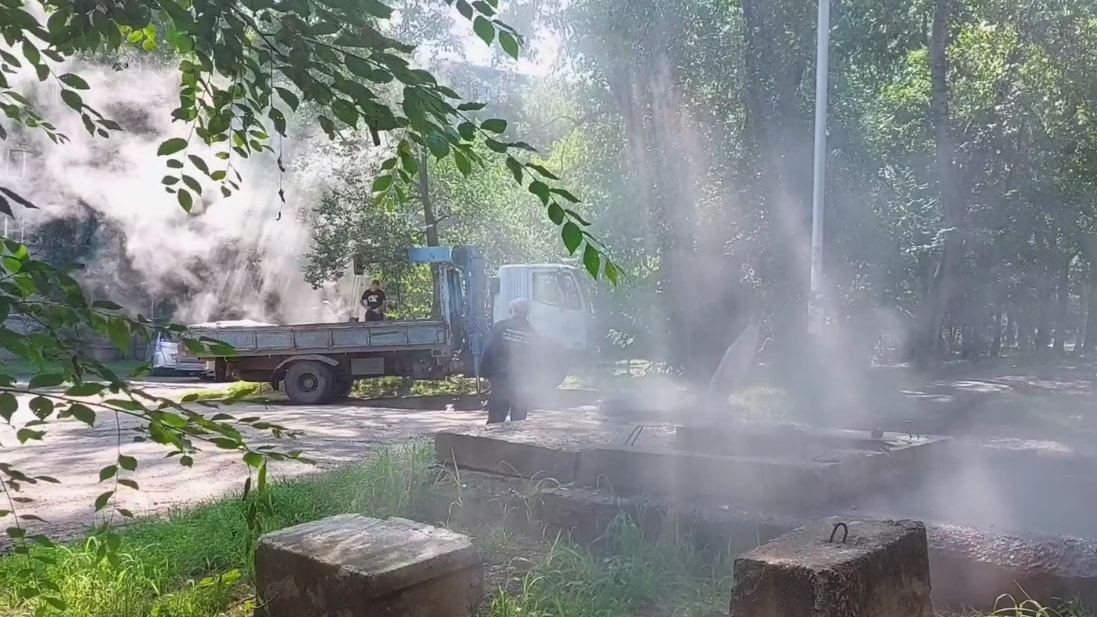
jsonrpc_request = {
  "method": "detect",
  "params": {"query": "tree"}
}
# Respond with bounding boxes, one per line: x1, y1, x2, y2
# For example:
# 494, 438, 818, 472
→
0, 0, 620, 611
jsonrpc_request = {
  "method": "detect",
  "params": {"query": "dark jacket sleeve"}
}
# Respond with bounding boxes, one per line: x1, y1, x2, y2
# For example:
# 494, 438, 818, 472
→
479, 324, 502, 379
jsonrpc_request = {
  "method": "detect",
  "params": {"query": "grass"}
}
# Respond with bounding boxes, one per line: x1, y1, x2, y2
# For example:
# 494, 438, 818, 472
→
0, 444, 1090, 617
0, 445, 729, 617
178, 381, 268, 402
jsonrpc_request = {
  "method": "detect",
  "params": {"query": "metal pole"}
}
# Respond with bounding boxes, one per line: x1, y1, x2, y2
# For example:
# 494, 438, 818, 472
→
808, 0, 830, 336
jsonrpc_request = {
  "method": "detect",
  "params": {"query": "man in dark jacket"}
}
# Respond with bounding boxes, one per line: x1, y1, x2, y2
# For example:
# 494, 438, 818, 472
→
479, 298, 534, 424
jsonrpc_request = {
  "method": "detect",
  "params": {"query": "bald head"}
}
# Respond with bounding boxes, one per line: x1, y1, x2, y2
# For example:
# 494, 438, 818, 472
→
508, 297, 530, 319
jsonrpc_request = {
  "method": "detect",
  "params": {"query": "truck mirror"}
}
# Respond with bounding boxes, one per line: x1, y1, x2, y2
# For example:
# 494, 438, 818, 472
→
489, 276, 500, 295
352, 253, 366, 275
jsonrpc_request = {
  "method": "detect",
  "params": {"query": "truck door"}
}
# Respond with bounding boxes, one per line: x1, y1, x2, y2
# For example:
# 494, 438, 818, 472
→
529, 268, 587, 352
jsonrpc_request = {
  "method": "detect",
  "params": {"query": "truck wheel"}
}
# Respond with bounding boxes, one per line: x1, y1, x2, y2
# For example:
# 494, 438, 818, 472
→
283, 360, 336, 405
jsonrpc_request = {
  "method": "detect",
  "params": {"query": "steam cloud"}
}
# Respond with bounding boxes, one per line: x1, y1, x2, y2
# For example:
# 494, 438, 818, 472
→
0, 47, 361, 325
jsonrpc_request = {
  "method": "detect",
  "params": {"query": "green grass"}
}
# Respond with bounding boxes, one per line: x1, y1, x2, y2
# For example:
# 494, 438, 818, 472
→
1, 445, 1089, 617
178, 381, 268, 402
0, 445, 731, 617
351, 376, 482, 398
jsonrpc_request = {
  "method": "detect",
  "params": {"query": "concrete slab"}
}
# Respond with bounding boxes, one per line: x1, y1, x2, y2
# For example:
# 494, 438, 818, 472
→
729, 518, 933, 617
575, 445, 837, 508
675, 424, 951, 503
255, 514, 482, 617
434, 413, 674, 483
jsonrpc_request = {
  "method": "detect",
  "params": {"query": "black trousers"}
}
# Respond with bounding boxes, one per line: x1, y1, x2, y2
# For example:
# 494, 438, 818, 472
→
486, 380, 528, 424
365, 310, 385, 322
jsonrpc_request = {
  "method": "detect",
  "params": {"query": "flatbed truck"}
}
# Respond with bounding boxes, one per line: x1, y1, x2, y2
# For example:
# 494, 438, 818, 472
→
184, 245, 597, 404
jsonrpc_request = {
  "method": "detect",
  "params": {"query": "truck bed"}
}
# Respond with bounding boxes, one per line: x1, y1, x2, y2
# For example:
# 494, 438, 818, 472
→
189, 320, 450, 357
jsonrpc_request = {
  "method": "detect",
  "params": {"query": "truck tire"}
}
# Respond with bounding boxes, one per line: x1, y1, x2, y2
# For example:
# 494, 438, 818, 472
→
283, 360, 336, 405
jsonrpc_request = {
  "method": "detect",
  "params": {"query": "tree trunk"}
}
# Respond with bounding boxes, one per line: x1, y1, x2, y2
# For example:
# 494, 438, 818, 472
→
912, 0, 963, 364
417, 149, 442, 319
990, 308, 1003, 356
1053, 254, 1075, 354
1083, 263, 1097, 353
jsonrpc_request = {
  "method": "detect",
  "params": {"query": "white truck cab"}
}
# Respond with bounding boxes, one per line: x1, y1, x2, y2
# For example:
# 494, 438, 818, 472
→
491, 264, 596, 384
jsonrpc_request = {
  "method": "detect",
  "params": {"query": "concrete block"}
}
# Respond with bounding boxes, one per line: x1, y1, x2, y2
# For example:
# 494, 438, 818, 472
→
730, 518, 933, 617
255, 514, 482, 617
435, 416, 646, 483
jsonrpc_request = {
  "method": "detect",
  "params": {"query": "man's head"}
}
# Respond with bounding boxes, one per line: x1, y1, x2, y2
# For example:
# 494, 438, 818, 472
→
508, 297, 531, 320
370, 279, 381, 290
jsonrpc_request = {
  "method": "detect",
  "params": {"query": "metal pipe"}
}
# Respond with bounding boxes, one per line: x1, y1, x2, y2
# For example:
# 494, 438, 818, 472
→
808, 0, 831, 335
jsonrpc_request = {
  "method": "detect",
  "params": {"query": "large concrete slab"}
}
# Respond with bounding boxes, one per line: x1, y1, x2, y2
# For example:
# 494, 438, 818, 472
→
674, 424, 950, 504
255, 514, 482, 617
729, 518, 933, 617
434, 412, 675, 483
575, 445, 836, 509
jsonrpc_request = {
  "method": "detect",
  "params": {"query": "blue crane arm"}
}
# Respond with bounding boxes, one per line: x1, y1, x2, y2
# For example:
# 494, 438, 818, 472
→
405, 245, 490, 376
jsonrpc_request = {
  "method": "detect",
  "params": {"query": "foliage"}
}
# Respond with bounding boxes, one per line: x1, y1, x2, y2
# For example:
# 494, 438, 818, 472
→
0, 237, 302, 612
0, 2, 623, 614
0, 0, 618, 281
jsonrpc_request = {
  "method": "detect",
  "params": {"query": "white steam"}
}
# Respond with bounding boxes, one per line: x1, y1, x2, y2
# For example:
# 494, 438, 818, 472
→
0, 50, 360, 325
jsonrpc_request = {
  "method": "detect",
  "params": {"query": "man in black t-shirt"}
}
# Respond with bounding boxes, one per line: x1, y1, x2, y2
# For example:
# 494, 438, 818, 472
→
360, 280, 387, 322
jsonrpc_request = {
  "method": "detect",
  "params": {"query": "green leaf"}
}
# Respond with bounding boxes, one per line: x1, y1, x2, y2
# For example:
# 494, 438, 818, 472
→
561, 222, 583, 254
94, 491, 114, 512
59, 73, 89, 90
528, 180, 550, 204
454, 151, 472, 177
457, 102, 487, 111
68, 403, 97, 426
0, 393, 17, 422
107, 319, 130, 352
499, 31, 520, 60
275, 87, 300, 111
583, 244, 600, 279
527, 163, 559, 180
118, 455, 137, 471
243, 451, 264, 468
605, 261, 620, 284
60, 89, 82, 111
547, 202, 565, 225
28, 397, 53, 420
344, 55, 373, 80
550, 187, 581, 203
505, 157, 523, 183
480, 118, 507, 133
426, 133, 450, 158
371, 175, 393, 193
158, 138, 188, 156
28, 373, 64, 388
332, 99, 359, 126
472, 16, 495, 45
178, 188, 194, 212
99, 465, 117, 482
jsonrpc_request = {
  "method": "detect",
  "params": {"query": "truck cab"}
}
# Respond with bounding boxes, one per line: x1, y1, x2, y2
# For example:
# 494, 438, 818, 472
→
491, 264, 596, 386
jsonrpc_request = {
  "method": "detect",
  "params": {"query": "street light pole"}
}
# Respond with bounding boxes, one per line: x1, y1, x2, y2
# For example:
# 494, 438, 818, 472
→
808, 0, 830, 336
